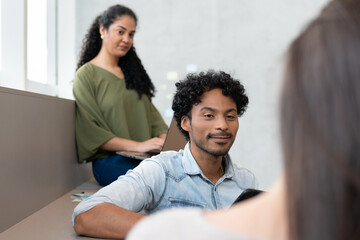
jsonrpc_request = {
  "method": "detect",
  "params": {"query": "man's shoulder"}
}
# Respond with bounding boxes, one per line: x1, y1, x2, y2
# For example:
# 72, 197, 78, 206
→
151, 150, 183, 165
232, 162, 257, 188
149, 150, 185, 175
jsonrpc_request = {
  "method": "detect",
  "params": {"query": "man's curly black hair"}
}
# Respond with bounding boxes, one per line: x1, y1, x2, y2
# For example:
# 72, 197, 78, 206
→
172, 70, 249, 140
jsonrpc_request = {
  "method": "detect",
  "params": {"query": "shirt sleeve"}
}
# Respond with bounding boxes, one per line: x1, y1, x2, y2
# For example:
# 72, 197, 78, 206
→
73, 66, 116, 162
72, 158, 167, 226
148, 101, 168, 137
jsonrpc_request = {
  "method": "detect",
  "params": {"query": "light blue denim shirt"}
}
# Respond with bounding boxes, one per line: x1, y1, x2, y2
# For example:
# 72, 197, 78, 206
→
72, 143, 257, 225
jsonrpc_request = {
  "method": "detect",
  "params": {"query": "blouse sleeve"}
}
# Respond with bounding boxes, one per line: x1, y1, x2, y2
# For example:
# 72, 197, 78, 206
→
73, 66, 115, 162
149, 102, 168, 138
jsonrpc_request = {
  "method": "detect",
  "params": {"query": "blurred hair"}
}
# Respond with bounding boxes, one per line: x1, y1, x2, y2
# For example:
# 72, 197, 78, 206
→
76, 4, 155, 99
281, 1, 360, 239
172, 70, 248, 140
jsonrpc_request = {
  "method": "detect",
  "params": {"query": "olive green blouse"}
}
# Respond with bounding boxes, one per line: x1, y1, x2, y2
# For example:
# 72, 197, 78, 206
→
73, 63, 168, 163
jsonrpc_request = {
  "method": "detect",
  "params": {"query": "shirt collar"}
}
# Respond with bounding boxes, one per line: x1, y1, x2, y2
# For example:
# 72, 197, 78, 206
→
182, 142, 235, 179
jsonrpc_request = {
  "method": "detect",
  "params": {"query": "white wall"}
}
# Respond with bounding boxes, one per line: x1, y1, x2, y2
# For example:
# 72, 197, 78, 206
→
58, 0, 76, 99
73, 0, 329, 190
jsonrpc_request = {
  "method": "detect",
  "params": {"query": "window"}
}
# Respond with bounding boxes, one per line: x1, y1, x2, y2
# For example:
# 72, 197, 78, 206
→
26, 0, 57, 95
27, 0, 47, 83
0, 0, 76, 97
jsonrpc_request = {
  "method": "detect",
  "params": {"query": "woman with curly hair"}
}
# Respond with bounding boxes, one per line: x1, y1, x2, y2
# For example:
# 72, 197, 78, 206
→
73, 4, 168, 186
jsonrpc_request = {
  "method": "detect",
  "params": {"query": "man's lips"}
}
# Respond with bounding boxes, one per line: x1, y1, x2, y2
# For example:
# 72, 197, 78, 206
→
208, 133, 232, 143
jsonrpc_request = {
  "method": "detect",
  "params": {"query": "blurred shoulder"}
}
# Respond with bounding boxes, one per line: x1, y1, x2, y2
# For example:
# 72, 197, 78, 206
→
127, 208, 203, 240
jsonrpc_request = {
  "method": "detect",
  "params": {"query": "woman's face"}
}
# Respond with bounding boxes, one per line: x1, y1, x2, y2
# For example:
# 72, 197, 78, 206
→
100, 15, 136, 58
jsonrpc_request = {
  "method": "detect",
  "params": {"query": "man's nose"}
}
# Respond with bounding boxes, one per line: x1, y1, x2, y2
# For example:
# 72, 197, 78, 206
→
215, 117, 228, 130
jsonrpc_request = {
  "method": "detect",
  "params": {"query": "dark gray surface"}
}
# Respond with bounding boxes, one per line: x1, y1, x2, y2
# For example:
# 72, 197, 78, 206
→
0, 87, 92, 232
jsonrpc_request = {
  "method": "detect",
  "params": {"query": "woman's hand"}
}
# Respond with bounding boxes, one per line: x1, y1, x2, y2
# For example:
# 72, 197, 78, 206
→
136, 137, 165, 153
100, 136, 165, 153
158, 133, 167, 140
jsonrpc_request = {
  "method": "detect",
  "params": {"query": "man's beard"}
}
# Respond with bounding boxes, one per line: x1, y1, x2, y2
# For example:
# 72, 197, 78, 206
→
190, 130, 234, 157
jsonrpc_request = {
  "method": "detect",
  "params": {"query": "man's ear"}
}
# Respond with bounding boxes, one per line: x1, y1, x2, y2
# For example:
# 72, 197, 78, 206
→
181, 116, 190, 132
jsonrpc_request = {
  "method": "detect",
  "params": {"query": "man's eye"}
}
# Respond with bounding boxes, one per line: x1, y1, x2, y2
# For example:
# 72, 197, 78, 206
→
204, 114, 214, 119
226, 115, 236, 120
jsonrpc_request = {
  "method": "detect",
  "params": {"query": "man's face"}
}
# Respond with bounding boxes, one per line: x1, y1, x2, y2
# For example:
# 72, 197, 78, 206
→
181, 88, 239, 158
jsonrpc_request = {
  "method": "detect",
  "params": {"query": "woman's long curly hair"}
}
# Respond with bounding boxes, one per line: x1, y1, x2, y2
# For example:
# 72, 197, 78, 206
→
76, 4, 155, 99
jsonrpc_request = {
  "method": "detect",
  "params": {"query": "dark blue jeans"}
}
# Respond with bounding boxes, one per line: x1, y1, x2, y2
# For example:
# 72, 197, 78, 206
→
92, 155, 140, 186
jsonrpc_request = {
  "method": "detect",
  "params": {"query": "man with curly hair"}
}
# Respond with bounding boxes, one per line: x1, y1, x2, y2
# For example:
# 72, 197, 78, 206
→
72, 70, 257, 239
